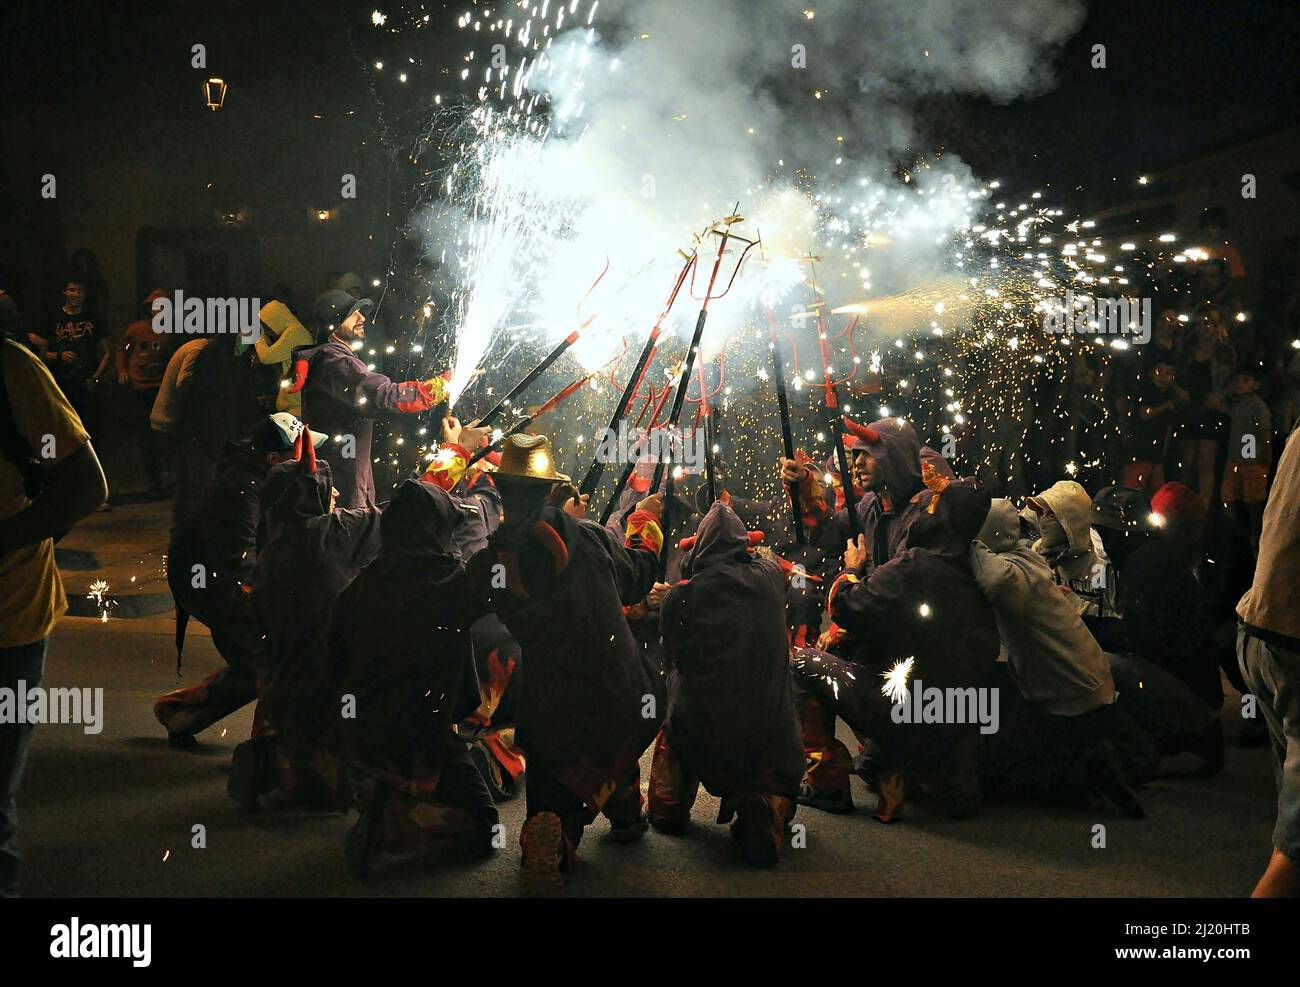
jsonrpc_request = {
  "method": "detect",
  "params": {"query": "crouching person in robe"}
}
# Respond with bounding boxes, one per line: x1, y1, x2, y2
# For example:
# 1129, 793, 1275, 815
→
232, 438, 381, 809
648, 501, 803, 867
155, 413, 321, 747
466, 433, 666, 896
329, 479, 499, 878
793, 477, 1000, 822
418, 419, 527, 802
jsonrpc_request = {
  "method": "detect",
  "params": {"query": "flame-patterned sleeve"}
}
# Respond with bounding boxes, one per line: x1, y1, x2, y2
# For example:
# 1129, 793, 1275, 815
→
303, 343, 452, 418
585, 509, 659, 606
418, 370, 451, 408
418, 443, 470, 491
793, 451, 831, 532
828, 553, 909, 639
624, 509, 664, 556
390, 369, 452, 415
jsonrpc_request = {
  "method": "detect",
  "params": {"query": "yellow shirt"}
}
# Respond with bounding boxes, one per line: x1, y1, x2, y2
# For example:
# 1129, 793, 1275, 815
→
0, 340, 90, 647
1238, 425, 1300, 643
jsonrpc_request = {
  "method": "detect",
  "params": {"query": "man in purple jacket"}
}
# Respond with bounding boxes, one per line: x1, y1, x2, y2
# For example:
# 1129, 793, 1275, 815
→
290, 290, 450, 509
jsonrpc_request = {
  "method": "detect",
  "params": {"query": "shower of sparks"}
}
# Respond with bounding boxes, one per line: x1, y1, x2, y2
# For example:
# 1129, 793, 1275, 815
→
87, 579, 117, 622
360, 5, 1245, 516
881, 657, 915, 703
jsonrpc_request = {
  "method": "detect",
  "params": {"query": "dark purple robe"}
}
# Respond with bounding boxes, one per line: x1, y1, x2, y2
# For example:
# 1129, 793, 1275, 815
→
660, 502, 804, 799
468, 505, 663, 806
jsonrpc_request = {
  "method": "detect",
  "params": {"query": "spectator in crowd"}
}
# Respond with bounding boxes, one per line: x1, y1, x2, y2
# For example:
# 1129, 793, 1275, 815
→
335, 272, 365, 301
253, 300, 313, 416
1085, 485, 1158, 651
1143, 306, 1188, 372
1121, 360, 1185, 497
1222, 367, 1272, 551
116, 289, 173, 495
0, 335, 108, 896
0, 292, 22, 343
1237, 422, 1300, 897
68, 248, 112, 327
267, 282, 297, 314
26, 278, 113, 437
1177, 304, 1236, 513
174, 332, 271, 517
1121, 481, 1251, 715
1196, 207, 1246, 282
150, 335, 211, 523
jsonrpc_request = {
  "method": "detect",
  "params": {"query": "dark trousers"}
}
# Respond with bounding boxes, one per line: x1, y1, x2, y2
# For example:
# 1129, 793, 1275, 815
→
0, 638, 47, 897
158, 572, 262, 736
979, 687, 1155, 805
525, 764, 641, 850
127, 387, 164, 489
431, 742, 499, 821
53, 372, 98, 438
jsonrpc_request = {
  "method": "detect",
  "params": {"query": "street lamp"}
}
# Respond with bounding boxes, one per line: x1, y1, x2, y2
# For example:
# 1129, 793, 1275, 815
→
203, 78, 227, 111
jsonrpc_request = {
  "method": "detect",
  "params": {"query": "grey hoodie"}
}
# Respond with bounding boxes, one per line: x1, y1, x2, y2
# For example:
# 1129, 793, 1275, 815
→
971, 498, 1115, 716
1027, 480, 1099, 581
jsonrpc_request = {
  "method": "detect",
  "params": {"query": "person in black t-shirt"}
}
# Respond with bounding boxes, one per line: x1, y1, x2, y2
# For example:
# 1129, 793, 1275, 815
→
1120, 361, 1186, 496
26, 279, 112, 435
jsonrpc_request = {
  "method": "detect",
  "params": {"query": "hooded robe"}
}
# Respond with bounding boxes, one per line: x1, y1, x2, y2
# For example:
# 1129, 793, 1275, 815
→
251, 458, 382, 741
468, 504, 664, 808
659, 502, 804, 799
329, 480, 485, 778
809, 483, 1000, 772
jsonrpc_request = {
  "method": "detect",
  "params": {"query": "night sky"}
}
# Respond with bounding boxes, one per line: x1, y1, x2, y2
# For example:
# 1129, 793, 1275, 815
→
4, 0, 1297, 213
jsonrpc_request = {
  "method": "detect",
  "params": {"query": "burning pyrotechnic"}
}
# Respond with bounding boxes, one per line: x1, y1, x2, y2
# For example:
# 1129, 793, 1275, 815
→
881, 657, 915, 704
87, 579, 116, 623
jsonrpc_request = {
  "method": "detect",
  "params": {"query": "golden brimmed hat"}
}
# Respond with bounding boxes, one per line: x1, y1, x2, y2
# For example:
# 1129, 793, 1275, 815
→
496, 433, 570, 484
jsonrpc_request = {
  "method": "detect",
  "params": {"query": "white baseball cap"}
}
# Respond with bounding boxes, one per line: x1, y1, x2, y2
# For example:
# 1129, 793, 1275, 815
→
255, 412, 328, 453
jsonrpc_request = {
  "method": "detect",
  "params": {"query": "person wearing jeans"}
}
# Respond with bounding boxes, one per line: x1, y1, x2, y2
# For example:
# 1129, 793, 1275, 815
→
1236, 421, 1300, 897
0, 639, 47, 896
0, 337, 108, 896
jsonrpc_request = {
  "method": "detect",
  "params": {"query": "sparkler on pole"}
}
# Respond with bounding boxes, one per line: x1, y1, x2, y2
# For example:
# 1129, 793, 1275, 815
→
468, 259, 609, 428
806, 252, 862, 543
697, 333, 718, 507
650, 208, 759, 574
465, 373, 595, 469
580, 249, 697, 504
472, 328, 582, 429
650, 210, 758, 495
765, 306, 805, 545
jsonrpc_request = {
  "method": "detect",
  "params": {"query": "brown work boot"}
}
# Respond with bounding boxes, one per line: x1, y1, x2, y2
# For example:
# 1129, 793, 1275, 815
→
519, 811, 569, 897
730, 796, 781, 868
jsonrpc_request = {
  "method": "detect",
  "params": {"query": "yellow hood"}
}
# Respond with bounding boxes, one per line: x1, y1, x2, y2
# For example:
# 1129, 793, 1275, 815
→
259, 300, 306, 338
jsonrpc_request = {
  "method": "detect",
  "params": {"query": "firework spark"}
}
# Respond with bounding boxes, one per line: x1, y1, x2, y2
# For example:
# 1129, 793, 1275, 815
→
881, 657, 915, 704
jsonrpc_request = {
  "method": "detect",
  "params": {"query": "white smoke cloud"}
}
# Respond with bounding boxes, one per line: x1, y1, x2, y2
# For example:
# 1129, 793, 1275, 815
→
424, 0, 1087, 402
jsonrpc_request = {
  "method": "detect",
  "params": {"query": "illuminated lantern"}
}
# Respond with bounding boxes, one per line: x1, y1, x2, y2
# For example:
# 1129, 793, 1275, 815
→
203, 78, 227, 111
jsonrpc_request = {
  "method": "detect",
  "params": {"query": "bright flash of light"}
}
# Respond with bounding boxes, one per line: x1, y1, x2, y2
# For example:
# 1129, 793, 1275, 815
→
881, 657, 915, 704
